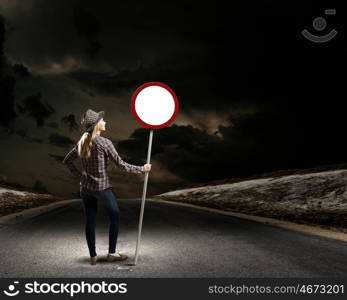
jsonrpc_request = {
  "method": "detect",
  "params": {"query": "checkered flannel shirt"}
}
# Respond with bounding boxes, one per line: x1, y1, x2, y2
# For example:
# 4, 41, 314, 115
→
62, 135, 144, 191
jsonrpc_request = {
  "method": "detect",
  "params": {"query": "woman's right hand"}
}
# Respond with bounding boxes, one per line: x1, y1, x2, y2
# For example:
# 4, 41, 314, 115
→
143, 163, 152, 172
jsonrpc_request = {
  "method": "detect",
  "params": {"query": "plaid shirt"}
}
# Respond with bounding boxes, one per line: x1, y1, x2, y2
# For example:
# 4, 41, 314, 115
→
62, 135, 144, 191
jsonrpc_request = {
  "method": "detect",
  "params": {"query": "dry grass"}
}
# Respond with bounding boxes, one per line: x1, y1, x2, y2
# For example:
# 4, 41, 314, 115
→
0, 183, 67, 218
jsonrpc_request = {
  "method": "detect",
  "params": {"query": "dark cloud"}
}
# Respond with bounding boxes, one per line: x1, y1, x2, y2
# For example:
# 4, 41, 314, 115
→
118, 86, 345, 185
117, 125, 223, 183
67, 48, 213, 100
46, 121, 59, 129
12, 129, 42, 143
27, 137, 43, 143
61, 114, 78, 131
16, 103, 26, 114
68, 69, 142, 95
21, 92, 55, 126
12, 63, 30, 78
0, 0, 345, 197
0, 75, 17, 126
0, 15, 17, 127
48, 153, 65, 163
48, 133, 74, 148
72, 6, 102, 59
0, 14, 4, 70
15, 129, 28, 138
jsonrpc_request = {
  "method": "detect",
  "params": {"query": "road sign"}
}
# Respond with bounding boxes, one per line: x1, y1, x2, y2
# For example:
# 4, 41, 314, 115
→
131, 82, 179, 265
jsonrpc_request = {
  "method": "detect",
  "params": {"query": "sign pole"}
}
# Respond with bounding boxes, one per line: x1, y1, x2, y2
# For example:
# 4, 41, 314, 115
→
130, 81, 178, 267
134, 129, 153, 265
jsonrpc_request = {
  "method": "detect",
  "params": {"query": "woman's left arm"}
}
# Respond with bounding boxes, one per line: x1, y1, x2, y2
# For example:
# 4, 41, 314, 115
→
62, 145, 83, 179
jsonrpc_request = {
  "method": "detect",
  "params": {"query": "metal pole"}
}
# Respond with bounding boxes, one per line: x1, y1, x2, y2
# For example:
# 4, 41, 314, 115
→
134, 129, 153, 265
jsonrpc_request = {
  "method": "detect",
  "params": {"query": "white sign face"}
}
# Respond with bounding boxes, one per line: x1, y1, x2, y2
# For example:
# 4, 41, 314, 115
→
131, 82, 179, 129
135, 85, 175, 125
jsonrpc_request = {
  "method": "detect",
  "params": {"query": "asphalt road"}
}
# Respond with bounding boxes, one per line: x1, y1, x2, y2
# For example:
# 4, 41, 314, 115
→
0, 198, 346, 278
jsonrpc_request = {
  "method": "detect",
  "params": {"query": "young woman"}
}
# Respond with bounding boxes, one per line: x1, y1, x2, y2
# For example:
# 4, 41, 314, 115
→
62, 109, 151, 265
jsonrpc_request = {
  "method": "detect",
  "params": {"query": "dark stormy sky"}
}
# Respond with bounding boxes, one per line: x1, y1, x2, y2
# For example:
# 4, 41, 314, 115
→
0, 0, 343, 197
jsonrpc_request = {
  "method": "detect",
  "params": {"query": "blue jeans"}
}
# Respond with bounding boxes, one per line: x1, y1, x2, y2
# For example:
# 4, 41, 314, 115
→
80, 186, 120, 257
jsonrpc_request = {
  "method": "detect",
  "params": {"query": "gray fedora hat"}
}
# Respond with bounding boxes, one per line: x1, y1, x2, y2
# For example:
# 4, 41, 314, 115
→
81, 109, 104, 132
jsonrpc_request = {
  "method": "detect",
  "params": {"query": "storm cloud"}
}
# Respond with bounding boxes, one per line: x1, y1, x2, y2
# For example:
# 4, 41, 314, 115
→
0, 0, 344, 197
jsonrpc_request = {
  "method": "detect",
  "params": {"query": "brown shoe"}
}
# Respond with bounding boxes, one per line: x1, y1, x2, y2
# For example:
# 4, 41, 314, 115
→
107, 253, 128, 262
90, 256, 97, 265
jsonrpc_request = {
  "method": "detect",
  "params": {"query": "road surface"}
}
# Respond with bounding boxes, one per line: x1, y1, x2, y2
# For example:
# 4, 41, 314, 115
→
0, 198, 346, 277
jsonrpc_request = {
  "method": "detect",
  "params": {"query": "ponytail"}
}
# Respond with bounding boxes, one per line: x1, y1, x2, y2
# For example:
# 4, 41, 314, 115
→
77, 122, 100, 158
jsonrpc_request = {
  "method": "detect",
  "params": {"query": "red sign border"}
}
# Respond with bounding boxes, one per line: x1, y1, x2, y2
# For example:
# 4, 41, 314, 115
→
131, 82, 179, 129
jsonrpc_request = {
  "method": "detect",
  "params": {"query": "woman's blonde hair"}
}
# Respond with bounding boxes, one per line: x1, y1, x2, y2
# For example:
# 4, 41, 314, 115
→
77, 120, 101, 159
